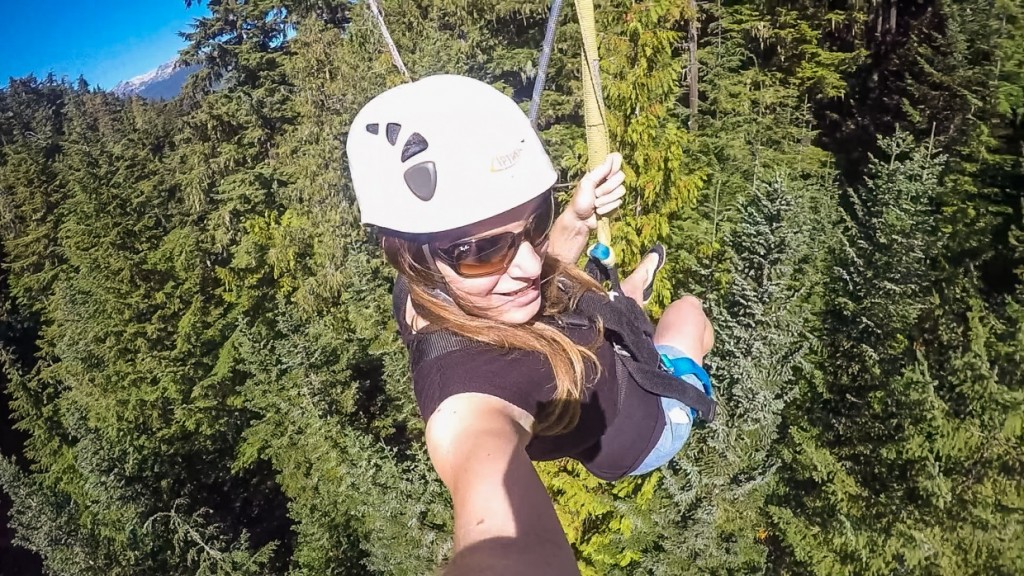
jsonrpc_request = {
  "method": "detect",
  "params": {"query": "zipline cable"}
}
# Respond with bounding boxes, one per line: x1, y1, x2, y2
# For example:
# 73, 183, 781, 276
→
528, 0, 565, 126
367, 0, 411, 81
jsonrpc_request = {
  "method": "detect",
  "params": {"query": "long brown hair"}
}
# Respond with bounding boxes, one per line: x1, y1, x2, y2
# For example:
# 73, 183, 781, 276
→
382, 235, 605, 436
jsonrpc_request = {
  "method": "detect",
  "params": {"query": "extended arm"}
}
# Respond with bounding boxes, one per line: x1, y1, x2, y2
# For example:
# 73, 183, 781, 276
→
425, 393, 580, 576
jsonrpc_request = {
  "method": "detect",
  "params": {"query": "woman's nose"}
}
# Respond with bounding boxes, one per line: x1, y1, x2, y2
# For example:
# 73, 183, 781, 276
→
507, 239, 543, 278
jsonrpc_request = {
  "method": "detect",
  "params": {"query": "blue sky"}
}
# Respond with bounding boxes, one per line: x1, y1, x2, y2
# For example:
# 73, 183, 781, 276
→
1, 1, 211, 89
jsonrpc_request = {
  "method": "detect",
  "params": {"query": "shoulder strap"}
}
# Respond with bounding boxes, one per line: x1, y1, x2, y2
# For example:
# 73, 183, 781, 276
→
392, 274, 412, 335
573, 289, 657, 364
413, 330, 479, 363
392, 274, 480, 363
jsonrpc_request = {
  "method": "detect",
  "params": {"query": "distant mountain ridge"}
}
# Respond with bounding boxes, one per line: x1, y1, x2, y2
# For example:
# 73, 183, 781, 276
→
112, 59, 199, 100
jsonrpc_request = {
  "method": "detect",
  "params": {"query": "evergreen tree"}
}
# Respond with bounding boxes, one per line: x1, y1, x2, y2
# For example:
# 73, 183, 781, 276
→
770, 133, 1024, 574
2, 2, 1021, 574
227, 10, 452, 573
3, 83, 289, 574
0, 75, 69, 313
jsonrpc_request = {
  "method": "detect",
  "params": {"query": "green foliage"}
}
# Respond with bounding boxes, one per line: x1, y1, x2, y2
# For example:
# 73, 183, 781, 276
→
646, 172, 834, 575
600, 0, 705, 283
1, 1, 1022, 575
536, 460, 657, 576
771, 134, 1024, 574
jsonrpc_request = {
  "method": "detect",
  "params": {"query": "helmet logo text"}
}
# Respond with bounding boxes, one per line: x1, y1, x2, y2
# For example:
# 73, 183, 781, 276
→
490, 148, 523, 172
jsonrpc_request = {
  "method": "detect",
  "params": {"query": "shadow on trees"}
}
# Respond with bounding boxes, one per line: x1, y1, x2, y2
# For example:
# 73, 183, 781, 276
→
0, 250, 44, 575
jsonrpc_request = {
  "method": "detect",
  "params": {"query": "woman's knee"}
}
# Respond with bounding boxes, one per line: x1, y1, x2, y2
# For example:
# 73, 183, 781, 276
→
668, 295, 703, 315
654, 296, 713, 362
661, 296, 706, 330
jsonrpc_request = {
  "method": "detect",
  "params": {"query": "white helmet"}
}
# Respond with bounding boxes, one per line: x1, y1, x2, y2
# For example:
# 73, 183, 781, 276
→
346, 74, 558, 236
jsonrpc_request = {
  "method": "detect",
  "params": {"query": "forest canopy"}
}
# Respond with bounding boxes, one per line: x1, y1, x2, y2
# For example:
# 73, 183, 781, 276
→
1, 0, 1022, 574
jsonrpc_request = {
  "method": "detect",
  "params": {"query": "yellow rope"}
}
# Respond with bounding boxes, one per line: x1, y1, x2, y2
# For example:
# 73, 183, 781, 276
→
574, 0, 614, 262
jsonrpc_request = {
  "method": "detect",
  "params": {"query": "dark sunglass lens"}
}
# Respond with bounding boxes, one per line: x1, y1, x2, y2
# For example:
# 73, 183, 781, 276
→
435, 194, 554, 277
450, 233, 517, 276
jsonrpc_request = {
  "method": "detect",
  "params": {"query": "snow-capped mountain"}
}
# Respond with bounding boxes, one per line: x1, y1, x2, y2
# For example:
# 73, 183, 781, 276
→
112, 59, 200, 100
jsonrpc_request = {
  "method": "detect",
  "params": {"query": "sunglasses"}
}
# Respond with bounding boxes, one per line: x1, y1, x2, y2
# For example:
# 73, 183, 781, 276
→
426, 193, 555, 278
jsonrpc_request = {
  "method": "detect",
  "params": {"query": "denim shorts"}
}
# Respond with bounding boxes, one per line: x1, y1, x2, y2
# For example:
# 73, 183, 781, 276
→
627, 344, 707, 476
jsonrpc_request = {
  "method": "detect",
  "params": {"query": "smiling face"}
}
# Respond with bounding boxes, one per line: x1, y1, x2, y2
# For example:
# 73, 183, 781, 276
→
428, 193, 553, 324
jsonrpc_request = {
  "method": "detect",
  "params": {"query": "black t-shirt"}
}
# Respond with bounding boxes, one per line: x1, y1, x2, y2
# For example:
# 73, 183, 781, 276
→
401, 315, 666, 481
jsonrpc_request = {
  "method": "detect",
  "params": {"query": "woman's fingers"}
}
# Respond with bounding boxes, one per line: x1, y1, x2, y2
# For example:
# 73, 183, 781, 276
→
582, 153, 623, 188
595, 186, 625, 214
575, 153, 626, 219
581, 153, 615, 188
595, 169, 626, 197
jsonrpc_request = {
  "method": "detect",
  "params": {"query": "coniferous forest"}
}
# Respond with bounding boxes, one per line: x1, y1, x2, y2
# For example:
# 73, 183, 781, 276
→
1, 1, 1022, 574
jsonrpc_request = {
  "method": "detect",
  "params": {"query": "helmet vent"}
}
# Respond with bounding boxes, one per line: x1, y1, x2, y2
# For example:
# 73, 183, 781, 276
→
401, 132, 429, 162
404, 161, 437, 201
386, 123, 401, 145
365, 123, 379, 135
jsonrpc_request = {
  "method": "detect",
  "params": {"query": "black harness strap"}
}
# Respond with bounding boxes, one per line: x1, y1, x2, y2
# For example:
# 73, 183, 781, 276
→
571, 289, 717, 422
393, 275, 480, 364
391, 267, 718, 423
391, 273, 410, 327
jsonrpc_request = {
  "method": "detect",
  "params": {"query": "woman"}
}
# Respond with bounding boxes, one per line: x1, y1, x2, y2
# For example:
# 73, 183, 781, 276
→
346, 75, 714, 576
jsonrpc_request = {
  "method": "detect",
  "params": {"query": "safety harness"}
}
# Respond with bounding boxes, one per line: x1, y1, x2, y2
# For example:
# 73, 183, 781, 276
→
391, 258, 717, 424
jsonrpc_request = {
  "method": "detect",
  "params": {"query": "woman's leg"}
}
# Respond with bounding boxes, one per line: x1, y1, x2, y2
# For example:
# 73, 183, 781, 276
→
619, 251, 660, 306
628, 296, 714, 476
652, 296, 714, 365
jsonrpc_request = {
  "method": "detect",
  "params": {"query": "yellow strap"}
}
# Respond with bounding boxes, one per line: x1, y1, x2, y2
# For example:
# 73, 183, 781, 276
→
574, 0, 614, 258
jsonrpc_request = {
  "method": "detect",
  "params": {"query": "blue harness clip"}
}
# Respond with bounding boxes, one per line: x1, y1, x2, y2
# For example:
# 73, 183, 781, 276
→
659, 354, 714, 399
